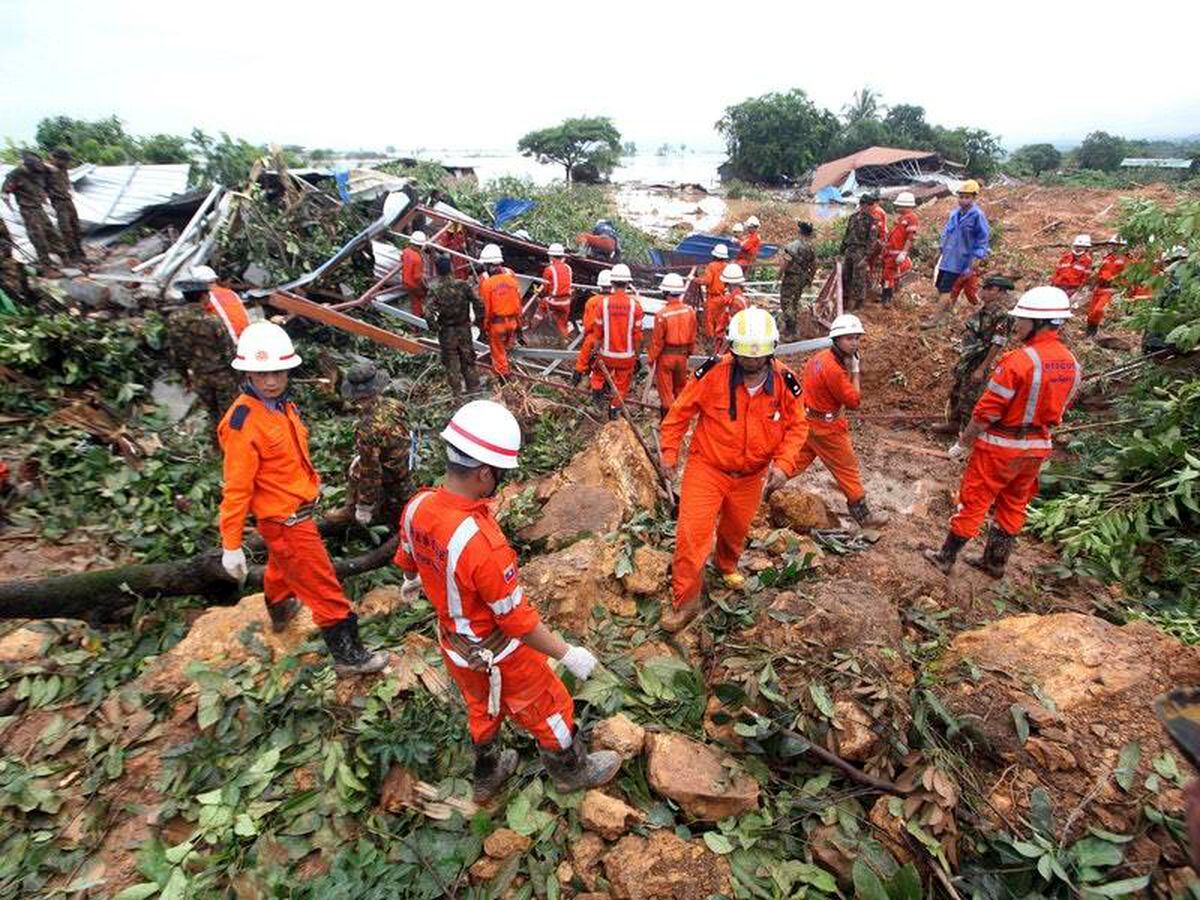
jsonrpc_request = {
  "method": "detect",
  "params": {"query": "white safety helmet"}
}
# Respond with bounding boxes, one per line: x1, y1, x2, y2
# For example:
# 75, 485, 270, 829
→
410, 230, 427, 246
597, 269, 613, 289
548, 242, 566, 257
721, 263, 745, 285
660, 272, 686, 294
1009, 285, 1072, 321
441, 399, 522, 469
732, 222, 745, 235
479, 243, 503, 265
1072, 234, 1092, 250
727, 308, 779, 358
610, 263, 632, 283
712, 243, 729, 260
829, 313, 865, 339
232, 321, 302, 372
190, 265, 218, 283
746, 215, 760, 228
1109, 235, 1127, 246
894, 191, 916, 208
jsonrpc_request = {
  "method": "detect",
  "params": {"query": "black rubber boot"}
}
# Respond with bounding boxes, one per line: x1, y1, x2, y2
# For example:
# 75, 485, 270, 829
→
880, 286, 894, 305
264, 595, 300, 633
540, 737, 621, 793
1085, 322, 1099, 339
965, 525, 1015, 579
848, 498, 890, 528
320, 613, 389, 676
922, 532, 968, 574
472, 742, 519, 804
607, 405, 620, 421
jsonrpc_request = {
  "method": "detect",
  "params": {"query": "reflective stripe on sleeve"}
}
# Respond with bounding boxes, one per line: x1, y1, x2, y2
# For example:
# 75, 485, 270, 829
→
985, 380, 1015, 400
488, 586, 524, 616
1022, 346, 1043, 426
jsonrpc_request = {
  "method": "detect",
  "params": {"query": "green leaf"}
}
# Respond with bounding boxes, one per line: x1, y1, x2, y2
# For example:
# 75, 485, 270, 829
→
809, 682, 835, 718
1153, 751, 1181, 782
1115, 742, 1140, 792
1030, 787, 1054, 836
852, 859, 889, 900
197, 691, 222, 730
234, 813, 258, 837
801, 771, 832, 797
113, 884, 161, 900
1010, 839, 1045, 859
1086, 827, 1133, 844
703, 832, 734, 855
160, 869, 188, 900
1010, 704, 1030, 745
1071, 836, 1123, 869
1080, 875, 1151, 897
885, 864, 923, 900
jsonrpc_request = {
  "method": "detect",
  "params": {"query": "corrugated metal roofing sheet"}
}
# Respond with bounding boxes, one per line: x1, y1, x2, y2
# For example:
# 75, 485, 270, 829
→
1120, 158, 1193, 169
810, 147, 937, 192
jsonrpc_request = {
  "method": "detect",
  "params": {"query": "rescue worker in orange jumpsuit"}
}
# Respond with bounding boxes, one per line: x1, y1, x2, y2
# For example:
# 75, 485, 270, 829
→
217, 322, 390, 675
534, 242, 573, 338
736, 216, 763, 274
394, 400, 620, 802
402, 231, 429, 318
862, 194, 888, 296
796, 314, 891, 528
478, 243, 524, 381
881, 191, 918, 304
1086, 236, 1128, 338
659, 308, 808, 632
572, 269, 611, 387
647, 272, 698, 418
1050, 234, 1093, 300
923, 286, 1082, 579
576, 263, 644, 419
436, 222, 472, 280
702, 244, 730, 341
714, 263, 748, 351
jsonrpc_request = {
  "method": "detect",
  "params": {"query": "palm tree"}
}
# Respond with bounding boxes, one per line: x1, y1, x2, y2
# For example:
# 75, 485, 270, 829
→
843, 87, 884, 125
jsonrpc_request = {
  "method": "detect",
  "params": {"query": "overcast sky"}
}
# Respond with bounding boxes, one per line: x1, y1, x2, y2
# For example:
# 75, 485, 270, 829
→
3, 0, 1197, 156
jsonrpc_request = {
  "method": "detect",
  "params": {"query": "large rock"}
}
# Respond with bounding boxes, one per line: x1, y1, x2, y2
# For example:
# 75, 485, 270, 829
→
603, 830, 733, 900
831, 699, 878, 762
0, 624, 50, 662
768, 486, 833, 531
521, 537, 632, 635
579, 790, 643, 840
519, 484, 623, 549
937, 613, 1200, 838
571, 832, 607, 891
645, 732, 759, 821
66, 278, 112, 309
538, 419, 659, 517
484, 827, 532, 859
621, 545, 671, 597
592, 714, 646, 760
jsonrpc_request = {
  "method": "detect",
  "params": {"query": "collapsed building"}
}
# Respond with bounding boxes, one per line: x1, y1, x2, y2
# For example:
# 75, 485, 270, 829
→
810, 145, 965, 205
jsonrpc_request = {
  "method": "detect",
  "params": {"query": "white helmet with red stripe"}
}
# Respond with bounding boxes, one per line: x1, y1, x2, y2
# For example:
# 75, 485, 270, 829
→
441, 400, 522, 469
231, 321, 302, 372
1009, 285, 1073, 320
660, 272, 685, 294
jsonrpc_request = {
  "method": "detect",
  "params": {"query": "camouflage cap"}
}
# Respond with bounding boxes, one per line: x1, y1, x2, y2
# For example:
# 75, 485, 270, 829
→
982, 275, 1016, 291
341, 362, 390, 399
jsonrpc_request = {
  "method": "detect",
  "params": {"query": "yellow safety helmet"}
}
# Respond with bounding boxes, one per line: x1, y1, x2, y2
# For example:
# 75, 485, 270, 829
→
727, 307, 779, 358
957, 179, 980, 196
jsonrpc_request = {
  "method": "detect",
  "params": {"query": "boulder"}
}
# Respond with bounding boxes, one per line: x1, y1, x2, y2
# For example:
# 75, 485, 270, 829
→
66, 279, 112, 309
603, 830, 733, 900
621, 545, 672, 597
519, 484, 623, 549
571, 832, 607, 891
768, 486, 833, 531
358, 585, 405, 618
469, 855, 505, 883
831, 699, 878, 762
541, 419, 659, 517
484, 828, 532, 859
0, 625, 49, 663
580, 790, 644, 840
645, 732, 759, 821
592, 714, 646, 760
522, 537, 632, 635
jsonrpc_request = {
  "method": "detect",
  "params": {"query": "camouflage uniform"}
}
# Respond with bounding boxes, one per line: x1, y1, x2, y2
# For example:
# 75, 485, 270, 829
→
1, 162, 65, 268
779, 236, 817, 336
947, 302, 1012, 428
350, 396, 410, 529
0, 217, 29, 304
425, 275, 483, 395
166, 303, 244, 426
45, 163, 84, 263
839, 209, 875, 311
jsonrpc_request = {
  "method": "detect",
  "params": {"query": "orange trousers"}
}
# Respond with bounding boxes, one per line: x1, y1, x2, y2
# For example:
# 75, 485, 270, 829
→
951, 272, 980, 305
654, 354, 690, 415
1087, 287, 1114, 327
591, 359, 635, 409
950, 444, 1046, 539
488, 324, 518, 376
794, 423, 865, 504
671, 455, 766, 607
705, 297, 727, 339
259, 517, 352, 628
539, 298, 572, 337
409, 288, 426, 319
441, 643, 575, 751
881, 253, 913, 290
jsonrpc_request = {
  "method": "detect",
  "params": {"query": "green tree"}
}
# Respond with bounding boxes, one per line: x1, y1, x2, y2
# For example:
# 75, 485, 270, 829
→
716, 89, 839, 184
621, 140, 637, 156
1010, 143, 1062, 176
138, 133, 191, 164
843, 86, 883, 125
882, 103, 936, 147
190, 129, 267, 187
1077, 131, 1127, 171
516, 116, 622, 184
34, 114, 138, 163
830, 118, 892, 158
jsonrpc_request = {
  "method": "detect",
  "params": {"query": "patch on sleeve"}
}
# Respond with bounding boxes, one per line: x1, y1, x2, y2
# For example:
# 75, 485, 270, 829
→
693, 355, 720, 379
782, 369, 802, 397
229, 404, 251, 430
502, 563, 517, 584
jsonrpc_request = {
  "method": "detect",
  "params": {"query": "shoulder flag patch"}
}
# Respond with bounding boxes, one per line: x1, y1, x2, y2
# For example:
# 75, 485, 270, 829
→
229, 404, 251, 430
694, 355, 720, 379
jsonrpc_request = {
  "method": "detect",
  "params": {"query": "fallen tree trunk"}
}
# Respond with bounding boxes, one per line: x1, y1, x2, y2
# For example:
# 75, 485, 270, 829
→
0, 536, 399, 621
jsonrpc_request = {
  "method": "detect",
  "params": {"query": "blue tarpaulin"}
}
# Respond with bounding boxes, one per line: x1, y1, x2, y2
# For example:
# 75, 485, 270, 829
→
674, 232, 778, 261
493, 197, 536, 229
814, 185, 843, 204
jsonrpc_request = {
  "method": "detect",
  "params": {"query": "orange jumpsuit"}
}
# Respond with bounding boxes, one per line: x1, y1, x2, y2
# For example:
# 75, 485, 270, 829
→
714, 288, 747, 351
587, 289, 644, 409
574, 291, 606, 377
218, 392, 351, 628
951, 330, 1081, 538
796, 349, 866, 504
394, 487, 574, 751
661, 355, 808, 607
882, 211, 919, 290
207, 286, 250, 342
736, 232, 762, 270
479, 267, 523, 377
436, 228, 471, 280
648, 298, 698, 416
701, 260, 726, 338
1049, 250, 1092, 298
1087, 251, 1127, 328
866, 205, 888, 285
538, 259, 574, 337
402, 246, 427, 317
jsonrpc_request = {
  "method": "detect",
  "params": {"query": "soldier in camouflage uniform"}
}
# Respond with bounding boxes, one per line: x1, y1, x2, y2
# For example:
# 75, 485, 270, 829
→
935, 275, 1015, 434
165, 272, 245, 430
425, 254, 483, 396
779, 221, 818, 337
2, 152, 66, 272
342, 362, 410, 529
0, 217, 29, 305
47, 149, 84, 264
839, 202, 876, 312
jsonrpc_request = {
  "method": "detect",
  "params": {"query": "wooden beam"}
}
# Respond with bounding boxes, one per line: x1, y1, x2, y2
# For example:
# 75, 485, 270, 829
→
267, 291, 431, 354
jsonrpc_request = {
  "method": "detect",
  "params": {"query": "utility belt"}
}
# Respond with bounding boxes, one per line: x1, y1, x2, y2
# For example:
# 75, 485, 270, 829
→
489, 314, 519, 324
724, 463, 768, 479
440, 626, 521, 718
988, 422, 1048, 438
271, 501, 316, 527
660, 344, 692, 355
805, 407, 843, 423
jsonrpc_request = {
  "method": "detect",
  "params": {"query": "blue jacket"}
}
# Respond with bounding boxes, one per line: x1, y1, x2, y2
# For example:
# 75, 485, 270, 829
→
939, 204, 990, 275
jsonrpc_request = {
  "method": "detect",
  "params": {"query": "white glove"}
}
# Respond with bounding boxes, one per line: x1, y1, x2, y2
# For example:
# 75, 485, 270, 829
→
354, 503, 373, 525
560, 645, 598, 681
221, 547, 248, 583
948, 441, 967, 461
896, 251, 907, 264
400, 575, 422, 602
847, 354, 861, 375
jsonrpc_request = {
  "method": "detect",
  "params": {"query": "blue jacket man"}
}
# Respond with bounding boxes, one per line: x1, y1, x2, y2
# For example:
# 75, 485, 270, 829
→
925, 180, 990, 328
